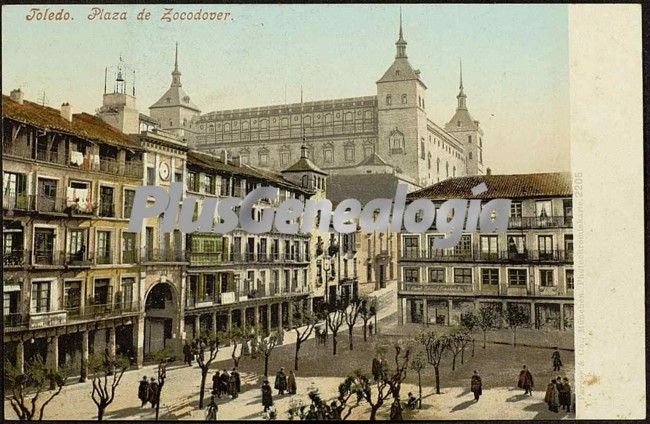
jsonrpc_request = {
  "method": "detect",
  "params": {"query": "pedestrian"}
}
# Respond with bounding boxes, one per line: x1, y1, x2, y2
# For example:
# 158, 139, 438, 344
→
274, 367, 288, 395
138, 376, 149, 407
389, 396, 403, 420
287, 370, 297, 395
232, 368, 241, 393
329, 401, 341, 420
371, 357, 381, 381
183, 342, 193, 366
552, 348, 563, 372
560, 377, 572, 411
212, 371, 220, 397
261, 379, 273, 412
368, 321, 374, 336
406, 392, 418, 410
471, 370, 483, 401
205, 395, 218, 421
148, 377, 159, 410
219, 369, 230, 396
517, 365, 534, 395
545, 379, 560, 412
228, 370, 239, 399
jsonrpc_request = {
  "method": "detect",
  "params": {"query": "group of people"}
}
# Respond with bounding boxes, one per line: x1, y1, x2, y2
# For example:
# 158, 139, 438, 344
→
137, 376, 160, 409
273, 367, 297, 395
545, 376, 573, 413
212, 368, 241, 399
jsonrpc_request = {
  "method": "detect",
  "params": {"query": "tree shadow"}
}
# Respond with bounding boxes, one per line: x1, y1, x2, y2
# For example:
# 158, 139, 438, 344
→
103, 406, 154, 420
450, 399, 476, 413
456, 388, 471, 398
506, 394, 531, 403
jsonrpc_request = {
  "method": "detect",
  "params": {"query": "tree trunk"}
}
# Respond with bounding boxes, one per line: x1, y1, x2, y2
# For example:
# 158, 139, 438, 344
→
332, 334, 337, 355
513, 328, 517, 347
199, 370, 207, 409
264, 355, 269, 377
369, 404, 381, 421
483, 330, 487, 349
294, 343, 300, 371
452, 355, 456, 371
471, 339, 475, 357
348, 327, 354, 351
461, 348, 465, 364
363, 321, 367, 341
418, 372, 422, 409
434, 366, 441, 394
97, 404, 106, 421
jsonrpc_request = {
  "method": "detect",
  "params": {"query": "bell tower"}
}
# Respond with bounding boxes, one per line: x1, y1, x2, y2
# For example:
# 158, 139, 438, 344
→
96, 57, 140, 135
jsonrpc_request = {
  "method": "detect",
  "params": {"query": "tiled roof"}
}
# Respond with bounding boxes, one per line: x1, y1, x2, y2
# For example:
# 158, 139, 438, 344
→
282, 157, 327, 175
186, 150, 310, 194
2, 95, 144, 151
327, 173, 402, 206
408, 172, 572, 201
150, 85, 200, 112
377, 58, 427, 88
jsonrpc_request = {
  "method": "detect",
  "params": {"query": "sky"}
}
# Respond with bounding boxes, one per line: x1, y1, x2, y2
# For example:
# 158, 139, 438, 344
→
2, 4, 570, 174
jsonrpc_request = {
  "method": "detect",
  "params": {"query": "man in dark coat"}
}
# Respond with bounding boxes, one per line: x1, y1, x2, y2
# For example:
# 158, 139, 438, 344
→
183, 342, 193, 366
471, 370, 483, 401
371, 357, 381, 381
261, 380, 273, 412
228, 371, 239, 399
219, 370, 230, 396
212, 371, 221, 398
138, 376, 149, 407
148, 377, 159, 409
205, 395, 218, 420
517, 365, 534, 395
389, 397, 403, 420
552, 348, 563, 372
232, 368, 241, 393
545, 379, 559, 412
560, 377, 572, 411
274, 367, 288, 395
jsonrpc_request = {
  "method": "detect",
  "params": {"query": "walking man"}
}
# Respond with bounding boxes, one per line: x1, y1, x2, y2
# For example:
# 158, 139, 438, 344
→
471, 370, 483, 401
274, 367, 288, 395
183, 342, 193, 366
518, 365, 534, 395
205, 395, 218, 421
552, 348, 563, 372
261, 380, 274, 412
138, 376, 149, 407
148, 377, 159, 410
560, 377, 572, 411
545, 379, 560, 412
288, 370, 297, 395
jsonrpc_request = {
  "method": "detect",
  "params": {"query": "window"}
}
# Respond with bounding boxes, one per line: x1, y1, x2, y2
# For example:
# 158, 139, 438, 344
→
508, 269, 527, 286
64, 281, 81, 311
540, 269, 554, 287
428, 235, 444, 257
121, 278, 134, 308
480, 235, 498, 259
31, 281, 51, 313
404, 268, 419, 283
203, 175, 216, 194
536, 200, 552, 218
187, 172, 198, 192
344, 143, 355, 162
427, 153, 431, 170
564, 234, 574, 260
280, 149, 291, 166
68, 229, 87, 263
122, 232, 137, 263
538, 235, 554, 259
453, 234, 471, 257
174, 172, 183, 183
429, 268, 445, 284
220, 177, 230, 196
34, 228, 55, 265
420, 141, 425, 159
3, 172, 27, 209
507, 235, 526, 259
99, 186, 114, 217
401, 94, 407, 104
563, 199, 573, 225
147, 167, 155, 185
454, 268, 472, 285
259, 149, 269, 166
436, 158, 440, 173
510, 200, 522, 218
386, 95, 392, 105
481, 268, 499, 285
468, 135, 472, 144
97, 231, 112, 264
453, 166, 456, 177
94, 278, 112, 305
123, 189, 135, 219
446, 162, 449, 177
403, 236, 419, 258
323, 145, 334, 163
468, 152, 472, 160
38, 178, 57, 212
389, 130, 405, 154
566, 269, 574, 290
363, 144, 374, 158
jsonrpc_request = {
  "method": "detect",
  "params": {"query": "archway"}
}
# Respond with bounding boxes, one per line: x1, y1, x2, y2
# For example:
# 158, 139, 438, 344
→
144, 282, 178, 358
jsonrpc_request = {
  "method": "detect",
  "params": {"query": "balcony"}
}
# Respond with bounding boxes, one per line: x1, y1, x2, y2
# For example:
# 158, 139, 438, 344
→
121, 250, 139, 264
95, 251, 114, 265
398, 282, 475, 294
29, 310, 67, 328
99, 202, 115, 218
65, 251, 93, 267
401, 249, 572, 264
141, 248, 187, 263
3, 192, 35, 211
4, 313, 27, 328
66, 301, 140, 321
186, 251, 224, 266
185, 286, 306, 310
33, 250, 64, 266
3, 250, 28, 267
508, 215, 573, 229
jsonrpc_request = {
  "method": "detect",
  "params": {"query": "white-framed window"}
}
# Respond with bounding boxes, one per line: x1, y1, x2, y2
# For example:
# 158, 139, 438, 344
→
454, 268, 472, 285
429, 268, 445, 284
565, 269, 574, 290
540, 269, 554, 287
508, 269, 527, 286
31, 280, 51, 313
481, 268, 499, 285
403, 268, 419, 283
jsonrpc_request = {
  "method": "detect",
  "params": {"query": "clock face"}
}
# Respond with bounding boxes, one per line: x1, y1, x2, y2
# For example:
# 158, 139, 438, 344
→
159, 162, 170, 181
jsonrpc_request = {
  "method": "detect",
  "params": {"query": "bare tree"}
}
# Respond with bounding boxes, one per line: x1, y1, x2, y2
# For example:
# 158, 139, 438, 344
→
417, 331, 449, 394
448, 331, 464, 371
259, 331, 278, 377
152, 349, 171, 420
343, 298, 362, 351
460, 311, 478, 357
326, 301, 345, 355
477, 305, 501, 349
5, 354, 70, 421
89, 353, 129, 421
458, 332, 472, 365
289, 305, 317, 371
359, 297, 377, 341
228, 327, 245, 368
195, 332, 226, 409
505, 304, 530, 347
410, 353, 426, 409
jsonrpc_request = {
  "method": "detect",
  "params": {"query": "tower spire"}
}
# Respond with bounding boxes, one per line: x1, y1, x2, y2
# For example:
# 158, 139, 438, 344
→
456, 59, 467, 110
395, 7, 407, 59
171, 42, 182, 87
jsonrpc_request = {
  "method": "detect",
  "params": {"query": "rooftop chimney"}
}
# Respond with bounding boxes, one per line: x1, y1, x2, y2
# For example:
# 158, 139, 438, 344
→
60, 103, 72, 122
486, 167, 492, 175
220, 149, 228, 164
232, 155, 241, 167
10, 89, 24, 104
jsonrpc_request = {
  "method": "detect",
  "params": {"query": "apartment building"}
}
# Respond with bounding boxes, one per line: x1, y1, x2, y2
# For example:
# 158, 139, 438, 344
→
396, 172, 573, 330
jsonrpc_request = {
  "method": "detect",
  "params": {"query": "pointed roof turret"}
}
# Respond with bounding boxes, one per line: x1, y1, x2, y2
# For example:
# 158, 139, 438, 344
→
377, 10, 426, 88
150, 42, 200, 112
445, 60, 479, 131
457, 59, 467, 110
396, 7, 407, 59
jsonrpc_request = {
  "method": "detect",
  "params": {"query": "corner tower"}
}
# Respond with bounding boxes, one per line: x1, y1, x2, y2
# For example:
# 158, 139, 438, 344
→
376, 11, 429, 186
444, 61, 484, 175
149, 43, 201, 141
